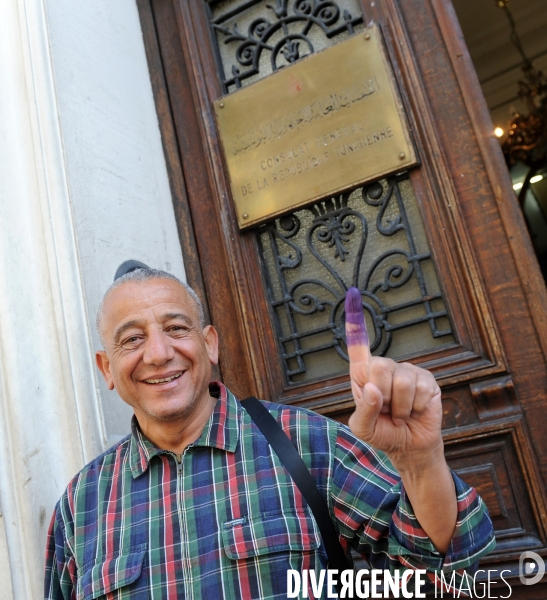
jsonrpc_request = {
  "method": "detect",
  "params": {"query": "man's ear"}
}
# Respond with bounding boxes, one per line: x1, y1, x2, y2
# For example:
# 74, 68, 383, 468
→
96, 351, 115, 390
203, 325, 219, 366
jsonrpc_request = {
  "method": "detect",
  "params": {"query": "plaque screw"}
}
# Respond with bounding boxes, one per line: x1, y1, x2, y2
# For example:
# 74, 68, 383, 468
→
242, 213, 249, 219
219, 102, 225, 108
365, 33, 371, 40
398, 152, 406, 160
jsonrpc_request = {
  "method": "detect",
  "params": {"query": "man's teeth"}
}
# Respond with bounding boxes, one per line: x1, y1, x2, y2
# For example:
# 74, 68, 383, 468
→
145, 373, 182, 384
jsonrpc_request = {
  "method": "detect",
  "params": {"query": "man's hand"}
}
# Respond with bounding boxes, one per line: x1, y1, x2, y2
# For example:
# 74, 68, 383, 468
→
345, 287, 442, 468
345, 287, 456, 553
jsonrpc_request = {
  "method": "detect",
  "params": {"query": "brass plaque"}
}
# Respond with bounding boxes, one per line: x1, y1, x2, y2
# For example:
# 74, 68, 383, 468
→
214, 26, 417, 229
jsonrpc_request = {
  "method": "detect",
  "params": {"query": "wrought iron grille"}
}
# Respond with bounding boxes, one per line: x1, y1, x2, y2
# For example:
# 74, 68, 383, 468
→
208, 1, 453, 384
208, 0, 364, 92
257, 173, 455, 383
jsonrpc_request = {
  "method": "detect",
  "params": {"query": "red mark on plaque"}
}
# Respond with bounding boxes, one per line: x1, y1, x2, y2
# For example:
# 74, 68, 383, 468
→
287, 74, 303, 95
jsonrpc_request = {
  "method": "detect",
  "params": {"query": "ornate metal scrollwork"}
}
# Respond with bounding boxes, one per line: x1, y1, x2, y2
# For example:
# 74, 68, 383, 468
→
257, 173, 454, 382
209, 0, 364, 91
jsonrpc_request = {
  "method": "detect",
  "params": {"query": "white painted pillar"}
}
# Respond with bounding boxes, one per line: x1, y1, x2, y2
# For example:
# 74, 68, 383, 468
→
0, 0, 106, 596
0, 515, 14, 600
43, 0, 187, 448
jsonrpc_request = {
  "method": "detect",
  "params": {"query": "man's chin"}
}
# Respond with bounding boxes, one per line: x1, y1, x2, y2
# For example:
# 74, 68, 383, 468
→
134, 385, 213, 426
145, 404, 194, 422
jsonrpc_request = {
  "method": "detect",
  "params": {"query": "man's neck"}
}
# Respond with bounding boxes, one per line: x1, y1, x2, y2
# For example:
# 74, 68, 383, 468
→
136, 393, 217, 456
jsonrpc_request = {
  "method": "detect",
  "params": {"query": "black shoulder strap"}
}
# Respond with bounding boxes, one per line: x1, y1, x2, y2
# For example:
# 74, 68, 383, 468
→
241, 396, 351, 574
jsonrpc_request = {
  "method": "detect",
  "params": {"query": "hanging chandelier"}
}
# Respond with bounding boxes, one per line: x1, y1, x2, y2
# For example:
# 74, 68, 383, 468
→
495, 0, 547, 202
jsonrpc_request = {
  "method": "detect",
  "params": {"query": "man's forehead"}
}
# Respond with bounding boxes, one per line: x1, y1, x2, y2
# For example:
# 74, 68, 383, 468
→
102, 278, 197, 323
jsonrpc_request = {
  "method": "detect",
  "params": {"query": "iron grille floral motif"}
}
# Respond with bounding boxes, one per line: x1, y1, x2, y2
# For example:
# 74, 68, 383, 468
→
257, 173, 454, 382
209, 0, 364, 91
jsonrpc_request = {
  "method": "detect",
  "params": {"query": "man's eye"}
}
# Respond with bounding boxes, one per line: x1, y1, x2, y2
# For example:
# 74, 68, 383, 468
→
122, 336, 141, 346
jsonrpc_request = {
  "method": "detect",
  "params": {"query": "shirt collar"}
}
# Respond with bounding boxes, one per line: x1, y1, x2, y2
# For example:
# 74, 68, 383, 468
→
129, 382, 240, 478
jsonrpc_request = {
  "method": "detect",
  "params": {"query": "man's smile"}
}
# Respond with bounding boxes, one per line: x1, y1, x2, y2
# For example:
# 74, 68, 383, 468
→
143, 371, 184, 385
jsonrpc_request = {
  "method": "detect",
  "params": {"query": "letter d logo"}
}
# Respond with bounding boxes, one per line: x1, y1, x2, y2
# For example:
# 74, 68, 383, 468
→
519, 551, 545, 585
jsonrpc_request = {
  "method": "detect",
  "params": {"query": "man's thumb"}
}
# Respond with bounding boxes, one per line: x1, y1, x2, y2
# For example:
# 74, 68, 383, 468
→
349, 382, 383, 442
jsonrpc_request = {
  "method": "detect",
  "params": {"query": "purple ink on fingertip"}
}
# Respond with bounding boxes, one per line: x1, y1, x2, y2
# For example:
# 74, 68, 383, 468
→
345, 287, 369, 347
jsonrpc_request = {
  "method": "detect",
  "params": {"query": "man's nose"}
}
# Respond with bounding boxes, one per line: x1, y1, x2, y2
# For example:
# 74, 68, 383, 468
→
142, 330, 175, 365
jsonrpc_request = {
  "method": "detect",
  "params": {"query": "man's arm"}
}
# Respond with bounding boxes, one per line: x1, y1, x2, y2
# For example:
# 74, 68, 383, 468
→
331, 423, 495, 577
44, 508, 75, 600
344, 287, 457, 553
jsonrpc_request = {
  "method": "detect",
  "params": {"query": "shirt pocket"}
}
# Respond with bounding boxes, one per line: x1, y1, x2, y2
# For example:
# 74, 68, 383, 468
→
221, 508, 321, 560
77, 544, 147, 600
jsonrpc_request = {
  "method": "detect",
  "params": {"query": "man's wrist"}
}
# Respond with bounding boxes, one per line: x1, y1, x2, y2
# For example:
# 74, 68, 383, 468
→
389, 439, 447, 478
391, 441, 457, 554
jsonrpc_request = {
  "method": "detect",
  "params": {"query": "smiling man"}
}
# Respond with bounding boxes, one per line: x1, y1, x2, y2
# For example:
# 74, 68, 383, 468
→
94, 274, 219, 456
44, 269, 495, 599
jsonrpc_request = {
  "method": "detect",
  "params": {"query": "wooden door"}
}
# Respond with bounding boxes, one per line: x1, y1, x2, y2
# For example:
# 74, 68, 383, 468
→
137, 0, 547, 595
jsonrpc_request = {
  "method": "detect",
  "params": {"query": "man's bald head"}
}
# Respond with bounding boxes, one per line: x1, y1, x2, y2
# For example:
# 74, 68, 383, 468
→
96, 269, 205, 348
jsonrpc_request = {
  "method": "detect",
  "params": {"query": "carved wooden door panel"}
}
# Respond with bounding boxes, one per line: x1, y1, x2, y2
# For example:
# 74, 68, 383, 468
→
137, 0, 547, 595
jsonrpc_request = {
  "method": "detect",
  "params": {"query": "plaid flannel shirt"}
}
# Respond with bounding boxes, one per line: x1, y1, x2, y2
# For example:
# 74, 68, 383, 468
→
44, 383, 495, 599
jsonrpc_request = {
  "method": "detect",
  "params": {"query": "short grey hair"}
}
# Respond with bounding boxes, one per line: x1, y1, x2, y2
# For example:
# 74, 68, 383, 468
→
96, 268, 205, 347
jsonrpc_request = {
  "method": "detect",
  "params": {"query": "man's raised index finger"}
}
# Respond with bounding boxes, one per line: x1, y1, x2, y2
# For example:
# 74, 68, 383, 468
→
345, 287, 371, 368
